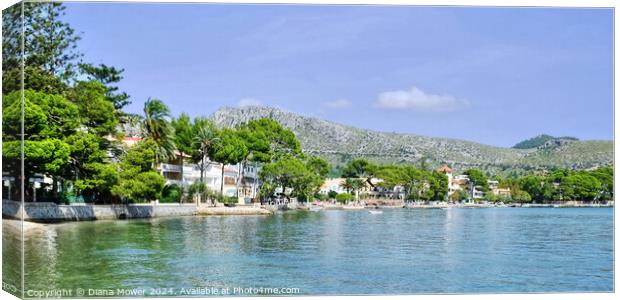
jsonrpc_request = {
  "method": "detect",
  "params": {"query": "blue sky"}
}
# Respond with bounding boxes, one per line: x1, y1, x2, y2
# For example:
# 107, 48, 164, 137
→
63, 3, 613, 147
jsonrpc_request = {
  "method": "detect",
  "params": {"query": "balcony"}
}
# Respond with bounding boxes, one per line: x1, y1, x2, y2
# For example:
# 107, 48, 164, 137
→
160, 163, 182, 172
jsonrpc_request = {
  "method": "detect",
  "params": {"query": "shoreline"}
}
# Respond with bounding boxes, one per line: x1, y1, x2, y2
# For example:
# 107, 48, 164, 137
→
300, 203, 614, 211
2, 218, 51, 234
197, 206, 273, 215
2, 198, 613, 225
3, 203, 612, 229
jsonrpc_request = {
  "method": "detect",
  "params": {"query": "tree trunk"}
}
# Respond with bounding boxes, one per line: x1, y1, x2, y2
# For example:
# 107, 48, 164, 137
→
236, 161, 245, 199
220, 164, 225, 195
52, 176, 59, 201
200, 155, 205, 183
180, 152, 184, 186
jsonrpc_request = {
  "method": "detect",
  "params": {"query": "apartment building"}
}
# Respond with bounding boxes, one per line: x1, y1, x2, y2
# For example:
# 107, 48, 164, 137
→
121, 137, 260, 201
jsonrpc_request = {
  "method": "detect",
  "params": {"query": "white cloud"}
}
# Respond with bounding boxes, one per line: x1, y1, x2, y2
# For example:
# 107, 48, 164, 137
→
375, 86, 470, 112
238, 98, 262, 107
323, 99, 353, 109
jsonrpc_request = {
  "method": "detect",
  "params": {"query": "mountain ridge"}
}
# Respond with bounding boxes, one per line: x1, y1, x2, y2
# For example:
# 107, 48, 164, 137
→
210, 105, 613, 174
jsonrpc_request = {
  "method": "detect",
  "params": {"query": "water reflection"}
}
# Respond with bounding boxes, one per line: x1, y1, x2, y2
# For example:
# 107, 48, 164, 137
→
2, 221, 23, 297
2, 208, 613, 295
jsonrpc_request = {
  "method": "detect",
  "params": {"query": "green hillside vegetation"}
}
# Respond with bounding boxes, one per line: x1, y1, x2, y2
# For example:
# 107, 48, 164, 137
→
513, 134, 579, 149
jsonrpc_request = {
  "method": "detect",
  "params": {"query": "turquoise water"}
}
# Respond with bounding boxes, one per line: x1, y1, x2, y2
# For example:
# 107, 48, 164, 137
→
4, 208, 614, 296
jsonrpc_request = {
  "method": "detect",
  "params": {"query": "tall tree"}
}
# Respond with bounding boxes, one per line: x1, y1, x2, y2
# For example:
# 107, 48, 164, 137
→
306, 156, 330, 178
68, 81, 118, 136
341, 178, 365, 200
143, 98, 176, 165
28, 2, 82, 79
209, 129, 248, 195
112, 139, 165, 203
2, 90, 79, 201
519, 175, 553, 201
561, 173, 601, 201
241, 118, 302, 162
192, 117, 219, 184
236, 118, 303, 198
65, 132, 114, 200
342, 158, 377, 189
259, 156, 321, 202
2, 2, 23, 74
589, 167, 613, 200
171, 113, 194, 184
79, 63, 131, 110
464, 169, 489, 191
430, 171, 449, 201
3, 2, 82, 85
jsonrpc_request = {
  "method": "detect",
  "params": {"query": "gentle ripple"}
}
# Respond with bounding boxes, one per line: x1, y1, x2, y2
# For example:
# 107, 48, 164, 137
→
2, 208, 613, 295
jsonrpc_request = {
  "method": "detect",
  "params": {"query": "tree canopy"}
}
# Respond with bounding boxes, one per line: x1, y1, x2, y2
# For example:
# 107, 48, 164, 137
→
258, 156, 324, 202
464, 169, 489, 191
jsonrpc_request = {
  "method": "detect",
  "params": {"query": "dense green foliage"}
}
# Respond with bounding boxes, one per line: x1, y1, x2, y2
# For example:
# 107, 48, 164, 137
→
513, 134, 579, 149
171, 113, 194, 158
237, 118, 302, 162
69, 81, 118, 135
374, 164, 448, 201
464, 169, 489, 191
112, 140, 165, 202
335, 193, 355, 203
79, 63, 131, 111
209, 128, 248, 194
487, 167, 613, 202
161, 184, 184, 203
258, 156, 325, 202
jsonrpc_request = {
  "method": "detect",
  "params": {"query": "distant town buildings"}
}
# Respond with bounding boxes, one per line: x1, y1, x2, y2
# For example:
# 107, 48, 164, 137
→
488, 180, 511, 198
436, 164, 512, 202
319, 178, 376, 195
119, 136, 512, 203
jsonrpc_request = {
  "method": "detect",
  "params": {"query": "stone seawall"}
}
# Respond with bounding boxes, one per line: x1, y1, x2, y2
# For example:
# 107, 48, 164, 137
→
197, 206, 272, 215
2, 199, 197, 221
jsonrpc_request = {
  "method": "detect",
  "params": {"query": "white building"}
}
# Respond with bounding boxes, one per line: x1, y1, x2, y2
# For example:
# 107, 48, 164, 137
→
159, 159, 260, 200
437, 165, 466, 198
319, 178, 348, 194
319, 178, 378, 196
121, 137, 261, 202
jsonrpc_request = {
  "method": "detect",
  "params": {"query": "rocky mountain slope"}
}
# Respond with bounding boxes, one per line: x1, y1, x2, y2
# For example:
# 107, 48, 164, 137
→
211, 106, 613, 174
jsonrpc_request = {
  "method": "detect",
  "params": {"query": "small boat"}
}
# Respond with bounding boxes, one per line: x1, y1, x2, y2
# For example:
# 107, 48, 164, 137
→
309, 206, 324, 212
368, 210, 383, 215
342, 205, 365, 210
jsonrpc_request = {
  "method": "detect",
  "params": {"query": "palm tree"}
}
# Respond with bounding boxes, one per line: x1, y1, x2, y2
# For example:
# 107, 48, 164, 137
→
193, 120, 219, 185
340, 178, 354, 194
341, 178, 365, 201
143, 98, 176, 166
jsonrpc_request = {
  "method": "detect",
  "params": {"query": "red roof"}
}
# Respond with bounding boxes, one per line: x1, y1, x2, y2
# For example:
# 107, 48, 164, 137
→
436, 164, 453, 173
